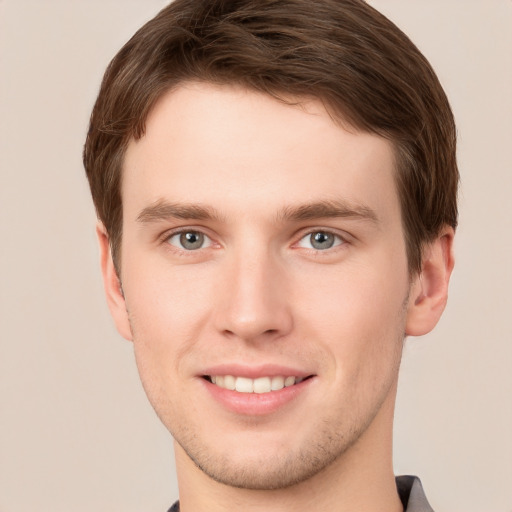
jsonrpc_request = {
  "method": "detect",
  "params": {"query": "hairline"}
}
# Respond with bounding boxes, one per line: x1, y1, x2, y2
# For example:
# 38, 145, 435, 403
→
110, 79, 422, 277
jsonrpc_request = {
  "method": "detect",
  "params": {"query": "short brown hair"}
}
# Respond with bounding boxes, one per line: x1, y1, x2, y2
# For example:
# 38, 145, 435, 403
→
83, 0, 458, 274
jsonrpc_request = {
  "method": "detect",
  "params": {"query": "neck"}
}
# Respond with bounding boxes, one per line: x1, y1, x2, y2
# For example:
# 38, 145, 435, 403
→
175, 384, 403, 512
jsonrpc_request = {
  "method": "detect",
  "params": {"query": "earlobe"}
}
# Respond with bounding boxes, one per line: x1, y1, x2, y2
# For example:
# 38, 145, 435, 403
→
405, 226, 455, 337
96, 222, 133, 341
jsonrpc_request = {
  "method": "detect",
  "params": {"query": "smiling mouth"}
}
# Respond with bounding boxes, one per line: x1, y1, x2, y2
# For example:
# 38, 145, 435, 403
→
203, 375, 313, 394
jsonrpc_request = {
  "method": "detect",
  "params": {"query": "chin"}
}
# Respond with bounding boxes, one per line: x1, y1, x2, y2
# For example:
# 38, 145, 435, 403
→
173, 418, 364, 491
188, 448, 337, 490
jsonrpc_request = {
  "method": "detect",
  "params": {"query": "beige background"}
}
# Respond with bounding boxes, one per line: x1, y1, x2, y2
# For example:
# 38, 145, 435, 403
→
1, 1, 511, 511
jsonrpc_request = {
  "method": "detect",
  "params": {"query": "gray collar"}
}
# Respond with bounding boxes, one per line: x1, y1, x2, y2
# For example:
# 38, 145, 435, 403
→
168, 475, 435, 512
396, 475, 435, 512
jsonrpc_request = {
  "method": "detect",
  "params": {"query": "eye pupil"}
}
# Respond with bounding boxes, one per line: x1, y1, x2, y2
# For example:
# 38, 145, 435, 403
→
310, 231, 335, 250
180, 231, 204, 250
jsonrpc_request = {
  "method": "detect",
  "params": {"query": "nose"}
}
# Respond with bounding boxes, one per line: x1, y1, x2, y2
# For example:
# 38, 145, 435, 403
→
213, 246, 293, 343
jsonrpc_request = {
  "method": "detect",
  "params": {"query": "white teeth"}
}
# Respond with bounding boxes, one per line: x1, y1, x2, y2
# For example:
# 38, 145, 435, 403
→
253, 377, 271, 394
209, 375, 304, 393
284, 376, 296, 387
271, 376, 285, 390
223, 374, 236, 390
235, 377, 253, 393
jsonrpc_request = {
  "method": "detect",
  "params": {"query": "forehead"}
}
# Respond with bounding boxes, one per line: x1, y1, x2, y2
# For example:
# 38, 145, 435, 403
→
122, 82, 399, 224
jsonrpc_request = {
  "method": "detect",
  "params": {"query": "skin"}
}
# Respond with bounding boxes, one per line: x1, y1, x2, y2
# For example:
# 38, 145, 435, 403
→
98, 82, 454, 512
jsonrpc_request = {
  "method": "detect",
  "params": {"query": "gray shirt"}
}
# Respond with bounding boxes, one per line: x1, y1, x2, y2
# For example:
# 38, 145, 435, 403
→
396, 475, 434, 512
167, 475, 434, 511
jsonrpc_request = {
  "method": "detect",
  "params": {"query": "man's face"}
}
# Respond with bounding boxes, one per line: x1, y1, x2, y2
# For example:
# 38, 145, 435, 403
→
111, 82, 416, 489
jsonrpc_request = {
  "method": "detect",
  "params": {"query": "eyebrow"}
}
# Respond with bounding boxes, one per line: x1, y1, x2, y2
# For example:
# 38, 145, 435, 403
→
136, 198, 378, 225
137, 200, 224, 223
277, 199, 378, 224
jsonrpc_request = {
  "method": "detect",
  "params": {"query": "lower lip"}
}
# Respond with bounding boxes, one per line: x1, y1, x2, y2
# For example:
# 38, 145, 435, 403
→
202, 378, 313, 416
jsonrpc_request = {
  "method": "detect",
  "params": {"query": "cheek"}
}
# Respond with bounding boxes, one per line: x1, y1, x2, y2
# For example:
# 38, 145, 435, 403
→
294, 259, 409, 373
125, 267, 213, 426
123, 260, 216, 374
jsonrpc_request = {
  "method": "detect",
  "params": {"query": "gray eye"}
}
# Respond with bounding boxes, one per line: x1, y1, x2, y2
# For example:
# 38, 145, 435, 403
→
310, 232, 335, 250
297, 231, 343, 250
180, 231, 204, 250
167, 231, 210, 250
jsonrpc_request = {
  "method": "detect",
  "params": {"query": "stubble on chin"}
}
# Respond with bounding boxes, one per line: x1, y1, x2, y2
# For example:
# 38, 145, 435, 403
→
170, 400, 382, 492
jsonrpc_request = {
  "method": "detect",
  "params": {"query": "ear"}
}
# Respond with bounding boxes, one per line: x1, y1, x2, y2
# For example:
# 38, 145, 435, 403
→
405, 226, 455, 336
96, 222, 133, 341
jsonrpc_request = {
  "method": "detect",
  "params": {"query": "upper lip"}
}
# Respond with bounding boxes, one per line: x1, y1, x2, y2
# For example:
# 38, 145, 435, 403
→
200, 364, 314, 379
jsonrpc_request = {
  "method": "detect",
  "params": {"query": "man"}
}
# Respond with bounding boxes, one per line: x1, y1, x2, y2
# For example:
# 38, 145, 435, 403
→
83, 0, 457, 510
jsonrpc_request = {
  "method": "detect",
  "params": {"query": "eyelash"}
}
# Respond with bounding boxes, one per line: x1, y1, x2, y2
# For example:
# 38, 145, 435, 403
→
161, 228, 214, 254
295, 230, 346, 251
160, 227, 349, 254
